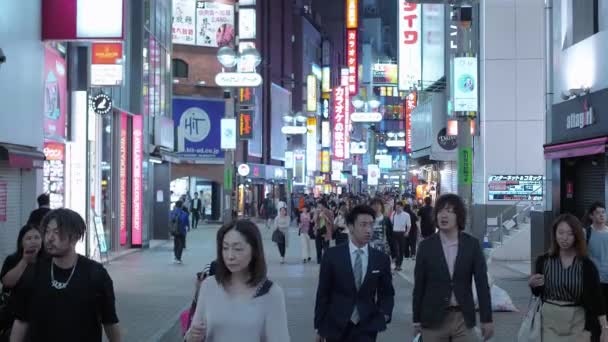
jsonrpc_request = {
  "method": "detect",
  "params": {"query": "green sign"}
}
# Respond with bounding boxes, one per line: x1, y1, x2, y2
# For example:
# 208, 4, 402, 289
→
458, 148, 473, 185
224, 168, 233, 191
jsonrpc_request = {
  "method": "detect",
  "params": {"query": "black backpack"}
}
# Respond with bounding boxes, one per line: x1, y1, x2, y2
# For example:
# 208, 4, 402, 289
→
170, 211, 180, 236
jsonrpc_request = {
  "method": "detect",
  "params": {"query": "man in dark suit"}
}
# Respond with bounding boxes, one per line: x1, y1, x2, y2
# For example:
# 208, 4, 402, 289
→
27, 193, 51, 230
412, 194, 494, 341
190, 192, 202, 229
314, 205, 395, 342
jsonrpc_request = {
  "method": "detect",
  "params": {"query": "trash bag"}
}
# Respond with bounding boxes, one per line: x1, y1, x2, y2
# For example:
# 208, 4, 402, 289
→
473, 282, 519, 312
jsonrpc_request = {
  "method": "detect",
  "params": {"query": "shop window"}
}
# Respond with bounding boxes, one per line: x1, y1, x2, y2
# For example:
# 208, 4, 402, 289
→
172, 59, 189, 78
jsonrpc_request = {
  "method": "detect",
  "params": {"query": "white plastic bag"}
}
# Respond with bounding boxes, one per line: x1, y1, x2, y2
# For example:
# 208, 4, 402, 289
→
473, 283, 519, 312
413, 333, 422, 342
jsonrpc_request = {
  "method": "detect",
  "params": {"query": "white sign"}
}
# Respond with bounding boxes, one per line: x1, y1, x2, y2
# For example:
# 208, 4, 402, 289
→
331, 160, 343, 181
239, 8, 256, 40
281, 126, 307, 135
215, 72, 263, 87
221, 118, 236, 150
284, 151, 294, 169
367, 164, 380, 186
77, 0, 123, 39
398, 1, 421, 90
352, 165, 358, 176
172, 0, 196, 44
238, 164, 250, 176
307, 118, 317, 172
351, 112, 382, 123
321, 121, 331, 147
91, 64, 123, 86
376, 155, 392, 169
196, 2, 235, 48
453, 57, 478, 112
386, 140, 406, 147
566, 107, 595, 129
350, 142, 367, 154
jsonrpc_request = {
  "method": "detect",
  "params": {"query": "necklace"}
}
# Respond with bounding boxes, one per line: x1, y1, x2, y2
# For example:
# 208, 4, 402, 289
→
50, 258, 78, 290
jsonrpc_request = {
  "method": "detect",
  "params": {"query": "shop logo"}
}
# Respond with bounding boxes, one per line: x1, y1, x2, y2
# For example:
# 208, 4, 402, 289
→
180, 107, 211, 142
92, 94, 113, 115
437, 128, 457, 151
238, 164, 250, 177
566, 107, 594, 129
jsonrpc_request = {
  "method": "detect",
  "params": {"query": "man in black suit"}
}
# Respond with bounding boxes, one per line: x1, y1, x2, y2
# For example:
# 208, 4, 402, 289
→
412, 194, 494, 341
27, 194, 51, 230
314, 205, 395, 342
190, 192, 202, 229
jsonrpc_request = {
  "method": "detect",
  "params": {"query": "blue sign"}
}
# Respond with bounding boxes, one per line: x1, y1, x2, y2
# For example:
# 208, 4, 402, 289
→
173, 98, 225, 159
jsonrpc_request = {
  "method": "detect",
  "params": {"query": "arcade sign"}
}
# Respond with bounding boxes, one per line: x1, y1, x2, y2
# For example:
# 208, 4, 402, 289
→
386, 140, 406, 147
215, 72, 263, 88
281, 126, 307, 135
351, 112, 382, 123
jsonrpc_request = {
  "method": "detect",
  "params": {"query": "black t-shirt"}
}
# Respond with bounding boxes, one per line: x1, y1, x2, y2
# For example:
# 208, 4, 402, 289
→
0, 254, 20, 294
418, 206, 435, 236
12, 255, 119, 342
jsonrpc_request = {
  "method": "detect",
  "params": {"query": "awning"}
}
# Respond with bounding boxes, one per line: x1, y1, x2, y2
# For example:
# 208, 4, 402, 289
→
0, 144, 45, 169
543, 137, 608, 159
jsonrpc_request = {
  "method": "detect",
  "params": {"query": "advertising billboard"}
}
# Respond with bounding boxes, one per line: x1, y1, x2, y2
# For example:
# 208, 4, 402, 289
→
131, 115, 143, 246
172, 0, 235, 47
398, 1, 421, 90
44, 47, 67, 141
271, 84, 291, 161
453, 57, 478, 112
372, 64, 398, 85
172, 0, 196, 44
173, 98, 225, 159
43, 142, 65, 209
333, 87, 346, 160
346, 29, 358, 95
488, 175, 543, 201
421, 4, 445, 85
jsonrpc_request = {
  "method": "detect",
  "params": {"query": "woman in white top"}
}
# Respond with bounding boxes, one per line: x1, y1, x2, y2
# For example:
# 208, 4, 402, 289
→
186, 220, 290, 342
273, 206, 291, 264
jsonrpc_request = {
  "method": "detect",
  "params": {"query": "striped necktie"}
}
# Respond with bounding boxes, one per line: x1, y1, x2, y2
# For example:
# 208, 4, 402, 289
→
352, 249, 364, 323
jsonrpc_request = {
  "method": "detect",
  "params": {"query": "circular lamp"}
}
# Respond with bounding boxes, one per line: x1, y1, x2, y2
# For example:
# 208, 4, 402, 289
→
368, 95, 381, 109
351, 95, 365, 110
241, 47, 262, 67
295, 112, 307, 123
397, 132, 406, 138
282, 115, 294, 123
217, 47, 238, 68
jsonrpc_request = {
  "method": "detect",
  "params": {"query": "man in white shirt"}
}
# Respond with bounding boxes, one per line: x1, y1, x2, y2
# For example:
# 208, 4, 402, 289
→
391, 202, 411, 271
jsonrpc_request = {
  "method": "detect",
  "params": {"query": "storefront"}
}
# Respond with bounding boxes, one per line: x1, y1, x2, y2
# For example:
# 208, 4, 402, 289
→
544, 88, 608, 218
240, 164, 287, 217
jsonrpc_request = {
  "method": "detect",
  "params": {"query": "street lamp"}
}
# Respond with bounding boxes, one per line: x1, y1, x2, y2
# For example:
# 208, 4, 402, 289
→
281, 112, 308, 135
351, 94, 382, 123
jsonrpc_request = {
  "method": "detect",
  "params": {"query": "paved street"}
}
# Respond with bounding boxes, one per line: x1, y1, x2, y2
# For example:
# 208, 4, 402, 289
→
104, 222, 532, 342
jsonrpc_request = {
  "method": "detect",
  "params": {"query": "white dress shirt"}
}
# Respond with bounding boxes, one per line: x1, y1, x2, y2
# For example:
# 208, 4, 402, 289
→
392, 211, 411, 233
348, 240, 369, 280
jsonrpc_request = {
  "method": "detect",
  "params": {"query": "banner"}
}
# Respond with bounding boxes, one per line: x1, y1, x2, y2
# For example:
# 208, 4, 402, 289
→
119, 113, 128, 246
172, 0, 196, 44
44, 47, 67, 141
458, 148, 472, 185
196, 2, 235, 48
43, 142, 65, 209
405, 91, 417, 153
346, 29, 358, 95
332, 87, 346, 160
173, 98, 225, 159
368, 164, 380, 186
131, 115, 143, 246
453, 57, 478, 112
398, 1, 421, 90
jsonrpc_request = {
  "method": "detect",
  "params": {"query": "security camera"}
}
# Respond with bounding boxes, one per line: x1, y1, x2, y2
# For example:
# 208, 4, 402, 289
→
0, 48, 5, 64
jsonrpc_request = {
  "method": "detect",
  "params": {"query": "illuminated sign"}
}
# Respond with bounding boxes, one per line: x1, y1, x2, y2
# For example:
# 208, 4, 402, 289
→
346, 29, 358, 95
42, 0, 124, 40
367, 164, 380, 185
284, 151, 294, 169
238, 88, 255, 106
341, 68, 349, 87
386, 140, 406, 147
372, 64, 398, 85
131, 115, 143, 246
281, 126, 307, 134
488, 175, 543, 201
307, 74, 317, 113
350, 141, 367, 154
322, 98, 330, 119
239, 8, 256, 40
119, 113, 128, 246
321, 121, 331, 147
447, 119, 476, 136
215, 72, 263, 87
238, 164, 250, 176
321, 149, 331, 173
346, 0, 358, 29
351, 112, 382, 123
221, 118, 237, 149
453, 57, 478, 112
307, 117, 317, 172
405, 91, 417, 153
352, 164, 358, 176
92, 43, 122, 64
398, 1, 421, 90
239, 111, 253, 139
312, 64, 322, 80
322, 67, 331, 93
332, 87, 346, 160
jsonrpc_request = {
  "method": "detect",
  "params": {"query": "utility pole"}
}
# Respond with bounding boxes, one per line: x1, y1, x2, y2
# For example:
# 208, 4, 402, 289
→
223, 90, 235, 224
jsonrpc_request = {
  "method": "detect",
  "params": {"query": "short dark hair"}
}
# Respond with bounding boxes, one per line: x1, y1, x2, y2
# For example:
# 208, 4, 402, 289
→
346, 205, 376, 226
317, 200, 328, 208
175, 200, 183, 208
550, 213, 587, 257
15, 224, 42, 259
41, 208, 87, 242
369, 198, 385, 213
424, 197, 432, 206
589, 202, 605, 216
215, 220, 267, 287
433, 194, 466, 231
37, 193, 50, 207
395, 201, 403, 207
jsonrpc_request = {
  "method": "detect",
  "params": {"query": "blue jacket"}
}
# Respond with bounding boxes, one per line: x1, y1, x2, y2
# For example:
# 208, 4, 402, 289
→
169, 208, 189, 235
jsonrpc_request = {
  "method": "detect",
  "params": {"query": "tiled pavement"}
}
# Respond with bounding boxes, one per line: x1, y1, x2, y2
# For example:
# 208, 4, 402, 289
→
105, 222, 532, 342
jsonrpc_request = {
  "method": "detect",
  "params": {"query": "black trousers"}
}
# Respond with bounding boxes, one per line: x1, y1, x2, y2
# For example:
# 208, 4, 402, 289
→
591, 284, 608, 342
191, 210, 200, 229
392, 231, 409, 267
409, 227, 418, 257
326, 322, 377, 342
315, 234, 329, 264
174, 234, 185, 261
277, 242, 286, 258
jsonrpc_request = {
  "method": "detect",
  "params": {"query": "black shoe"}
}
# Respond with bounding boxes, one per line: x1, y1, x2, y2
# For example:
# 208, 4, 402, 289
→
308, 257, 312, 261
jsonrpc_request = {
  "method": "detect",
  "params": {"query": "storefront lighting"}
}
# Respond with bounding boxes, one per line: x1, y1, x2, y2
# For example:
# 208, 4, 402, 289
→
295, 113, 307, 123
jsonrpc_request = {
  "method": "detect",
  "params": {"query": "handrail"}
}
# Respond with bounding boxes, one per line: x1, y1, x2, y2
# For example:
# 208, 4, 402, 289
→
492, 184, 544, 246
497, 185, 544, 217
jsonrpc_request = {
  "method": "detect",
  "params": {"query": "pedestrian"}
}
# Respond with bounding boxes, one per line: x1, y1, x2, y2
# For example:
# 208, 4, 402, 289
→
369, 198, 391, 256
261, 193, 276, 229
529, 213, 608, 341
9, 209, 121, 342
404, 203, 419, 258
186, 220, 290, 342
26, 193, 52, 230
299, 206, 313, 263
190, 192, 202, 229
0, 225, 43, 340
314, 200, 334, 264
391, 201, 411, 271
412, 193, 494, 342
170, 200, 190, 264
418, 196, 435, 239
333, 206, 349, 246
314, 204, 395, 342
273, 206, 290, 264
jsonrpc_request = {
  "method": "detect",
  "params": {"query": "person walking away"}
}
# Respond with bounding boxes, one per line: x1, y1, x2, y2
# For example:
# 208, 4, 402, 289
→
333, 207, 349, 246
314, 204, 395, 342
186, 220, 290, 342
585, 202, 608, 341
369, 199, 391, 256
412, 194, 494, 342
418, 197, 435, 239
261, 194, 276, 229
314, 201, 334, 264
191, 193, 202, 230
530, 213, 608, 342
26, 194, 52, 230
273, 206, 290, 264
10, 209, 121, 342
170, 201, 190, 264
299, 206, 313, 263
391, 202, 411, 271
0, 225, 43, 340
404, 204, 419, 258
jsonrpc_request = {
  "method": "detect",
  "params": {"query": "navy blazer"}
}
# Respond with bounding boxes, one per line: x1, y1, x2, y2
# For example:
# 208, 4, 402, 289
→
314, 243, 395, 339
412, 232, 492, 329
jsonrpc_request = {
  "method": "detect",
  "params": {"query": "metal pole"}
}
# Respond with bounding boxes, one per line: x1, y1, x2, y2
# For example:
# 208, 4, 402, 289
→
223, 91, 235, 224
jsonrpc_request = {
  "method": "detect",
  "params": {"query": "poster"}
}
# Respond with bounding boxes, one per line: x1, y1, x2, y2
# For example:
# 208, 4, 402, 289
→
368, 164, 380, 186
173, 98, 225, 159
43, 46, 67, 140
453, 57, 478, 112
43, 142, 65, 209
372, 64, 398, 85
196, 2, 235, 48
488, 175, 543, 201
172, 0, 196, 44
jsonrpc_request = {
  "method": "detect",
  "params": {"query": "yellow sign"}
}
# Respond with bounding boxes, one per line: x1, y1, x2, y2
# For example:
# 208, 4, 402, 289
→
346, 0, 358, 29
322, 67, 331, 93
321, 150, 330, 173
315, 176, 325, 185
307, 75, 317, 113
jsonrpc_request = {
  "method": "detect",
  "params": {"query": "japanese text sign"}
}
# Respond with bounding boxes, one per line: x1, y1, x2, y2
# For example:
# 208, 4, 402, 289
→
333, 87, 346, 160
347, 29, 358, 95
398, 1, 421, 90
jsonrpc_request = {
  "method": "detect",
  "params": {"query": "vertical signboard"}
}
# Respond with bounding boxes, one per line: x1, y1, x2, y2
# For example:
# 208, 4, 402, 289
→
294, 151, 306, 185
346, 29, 358, 95
43, 142, 65, 208
346, 0, 358, 29
398, 1, 421, 90
44, 47, 67, 141
91, 42, 123, 86
307, 75, 317, 112
341, 68, 349, 87
221, 118, 237, 150
119, 113, 128, 246
332, 87, 346, 160
321, 120, 331, 147
239, 111, 253, 139
307, 117, 317, 172
344, 85, 351, 158
405, 91, 417, 153
322, 67, 331, 93
195, 2, 235, 47
172, 0, 196, 44
453, 57, 478, 112
367, 164, 380, 186
458, 147, 472, 184
321, 149, 331, 173
131, 115, 143, 246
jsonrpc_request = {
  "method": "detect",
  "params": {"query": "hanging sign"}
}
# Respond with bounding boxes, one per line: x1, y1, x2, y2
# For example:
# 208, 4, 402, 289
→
398, 1, 421, 90
307, 75, 317, 112
346, 0, 358, 28
458, 147, 473, 185
215, 72, 263, 88
453, 56, 478, 112
237, 164, 250, 176
368, 164, 380, 186
239, 111, 253, 140
92, 94, 113, 115
346, 29, 358, 95
221, 118, 237, 150
332, 87, 346, 160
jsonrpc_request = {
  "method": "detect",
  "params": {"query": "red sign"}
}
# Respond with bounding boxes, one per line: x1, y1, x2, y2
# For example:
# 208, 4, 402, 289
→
43, 142, 65, 209
346, 29, 358, 95
0, 182, 6, 222
405, 91, 417, 153
239, 111, 253, 140
43, 142, 65, 161
333, 87, 346, 160
341, 68, 349, 87
131, 115, 143, 246
92, 43, 123, 64
346, 0, 358, 29
119, 113, 128, 245
44, 47, 67, 140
